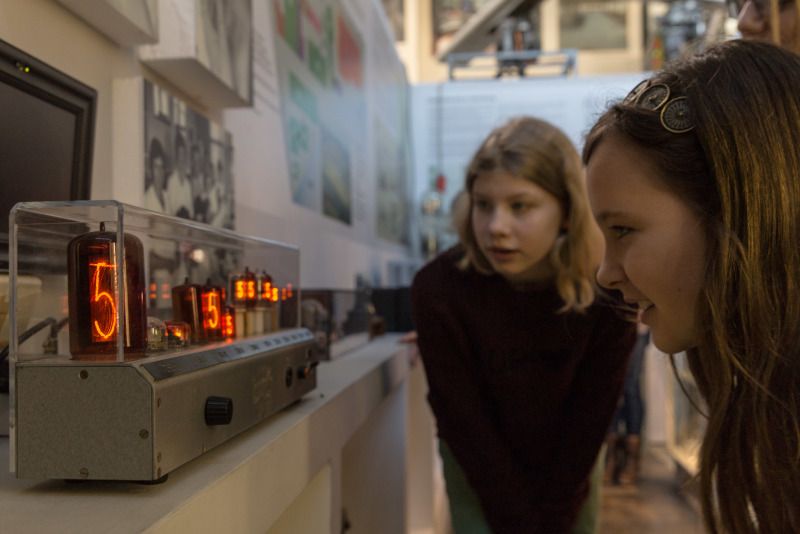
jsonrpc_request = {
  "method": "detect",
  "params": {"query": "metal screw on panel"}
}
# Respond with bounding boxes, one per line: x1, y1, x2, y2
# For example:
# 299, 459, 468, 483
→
79, 467, 89, 478
139, 429, 149, 439
79, 370, 88, 380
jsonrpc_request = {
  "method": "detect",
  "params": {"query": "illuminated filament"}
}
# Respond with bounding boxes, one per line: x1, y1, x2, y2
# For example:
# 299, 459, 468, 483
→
89, 261, 118, 342
246, 280, 256, 301
260, 281, 272, 301
223, 311, 235, 338
202, 291, 221, 330
235, 280, 246, 301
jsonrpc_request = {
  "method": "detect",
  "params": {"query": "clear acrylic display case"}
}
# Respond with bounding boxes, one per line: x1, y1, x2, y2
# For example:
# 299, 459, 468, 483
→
8, 201, 314, 480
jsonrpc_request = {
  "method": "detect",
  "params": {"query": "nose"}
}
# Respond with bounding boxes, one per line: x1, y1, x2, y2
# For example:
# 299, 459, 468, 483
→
595, 250, 625, 290
487, 208, 511, 236
738, 1, 768, 38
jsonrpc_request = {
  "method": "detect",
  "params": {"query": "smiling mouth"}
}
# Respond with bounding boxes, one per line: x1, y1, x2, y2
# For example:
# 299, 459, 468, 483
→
624, 299, 654, 312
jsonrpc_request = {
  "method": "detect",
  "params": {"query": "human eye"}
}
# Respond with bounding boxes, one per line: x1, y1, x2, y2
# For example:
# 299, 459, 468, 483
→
474, 198, 492, 212
510, 201, 531, 214
609, 225, 633, 239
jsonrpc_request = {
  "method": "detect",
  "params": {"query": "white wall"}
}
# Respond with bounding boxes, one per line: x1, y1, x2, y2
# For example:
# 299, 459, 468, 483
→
0, 0, 413, 290
410, 73, 647, 213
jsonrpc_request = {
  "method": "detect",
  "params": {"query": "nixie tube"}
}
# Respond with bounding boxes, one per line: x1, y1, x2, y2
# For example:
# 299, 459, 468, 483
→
244, 268, 257, 309
200, 280, 223, 342
222, 306, 235, 339
231, 267, 260, 336
258, 271, 276, 333
279, 282, 297, 329
171, 278, 202, 343
67, 224, 147, 360
229, 273, 246, 338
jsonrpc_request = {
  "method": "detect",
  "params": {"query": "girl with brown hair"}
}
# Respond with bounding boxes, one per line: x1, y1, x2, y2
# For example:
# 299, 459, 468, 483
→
412, 116, 635, 533
584, 40, 800, 533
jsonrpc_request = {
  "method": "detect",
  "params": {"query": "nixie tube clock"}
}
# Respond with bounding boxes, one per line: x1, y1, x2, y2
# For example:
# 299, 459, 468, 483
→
171, 278, 202, 343
67, 224, 147, 359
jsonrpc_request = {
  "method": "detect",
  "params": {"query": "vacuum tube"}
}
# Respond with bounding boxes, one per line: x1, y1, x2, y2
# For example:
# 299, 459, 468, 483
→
200, 280, 223, 342
172, 278, 202, 343
67, 223, 147, 360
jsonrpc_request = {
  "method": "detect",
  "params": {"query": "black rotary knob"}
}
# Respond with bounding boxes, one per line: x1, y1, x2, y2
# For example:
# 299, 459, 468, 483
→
205, 396, 233, 426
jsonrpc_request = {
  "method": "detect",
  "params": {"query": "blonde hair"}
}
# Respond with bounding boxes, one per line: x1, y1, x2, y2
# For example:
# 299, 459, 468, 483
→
454, 116, 599, 312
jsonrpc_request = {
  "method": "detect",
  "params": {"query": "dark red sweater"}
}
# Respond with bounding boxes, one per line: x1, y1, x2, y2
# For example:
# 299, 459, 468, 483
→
411, 247, 635, 533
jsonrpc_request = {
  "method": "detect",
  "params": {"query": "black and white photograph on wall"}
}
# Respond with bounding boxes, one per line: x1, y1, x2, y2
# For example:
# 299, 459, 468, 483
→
144, 79, 237, 311
196, 0, 253, 104
143, 79, 235, 230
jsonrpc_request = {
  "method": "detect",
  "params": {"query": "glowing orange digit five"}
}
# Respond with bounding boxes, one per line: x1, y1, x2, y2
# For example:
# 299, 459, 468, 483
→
89, 261, 118, 341
235, 280, 245, 300
203, 291, 220, 329
246, 280, 256, 300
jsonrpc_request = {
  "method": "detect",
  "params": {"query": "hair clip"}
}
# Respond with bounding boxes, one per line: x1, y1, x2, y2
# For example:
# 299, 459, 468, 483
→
624, 79, 650, 105
638, 84, 670, 111
623, 79, 694, 134
660, 97, 693, 133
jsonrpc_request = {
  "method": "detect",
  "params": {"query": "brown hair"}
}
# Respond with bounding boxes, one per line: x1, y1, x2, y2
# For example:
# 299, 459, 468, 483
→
454, 116, 599, 312
584, 40, 800, 533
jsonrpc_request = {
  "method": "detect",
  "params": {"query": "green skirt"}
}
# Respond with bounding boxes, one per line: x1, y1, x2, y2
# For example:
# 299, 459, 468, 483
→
438, 441, 605, 534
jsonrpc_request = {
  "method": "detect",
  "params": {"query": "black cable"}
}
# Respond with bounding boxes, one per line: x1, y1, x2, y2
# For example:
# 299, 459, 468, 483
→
1, 317, 62, 393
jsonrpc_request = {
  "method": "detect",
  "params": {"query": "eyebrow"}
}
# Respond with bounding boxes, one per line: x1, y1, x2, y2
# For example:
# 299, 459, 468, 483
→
595, 210, 628, 223
472, 191, 540, 201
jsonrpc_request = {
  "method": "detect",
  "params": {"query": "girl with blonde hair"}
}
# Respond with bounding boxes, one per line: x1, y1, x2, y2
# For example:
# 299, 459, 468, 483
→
412, 116, 635, 533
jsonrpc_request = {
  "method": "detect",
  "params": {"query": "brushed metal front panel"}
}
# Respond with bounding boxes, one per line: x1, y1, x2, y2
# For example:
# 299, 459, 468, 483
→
153, 342, 315, 476
16, 365, 153, 480
14, 330, 316, 481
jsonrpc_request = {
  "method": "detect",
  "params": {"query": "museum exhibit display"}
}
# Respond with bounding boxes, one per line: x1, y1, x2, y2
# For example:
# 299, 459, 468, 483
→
7, 201, 317, 481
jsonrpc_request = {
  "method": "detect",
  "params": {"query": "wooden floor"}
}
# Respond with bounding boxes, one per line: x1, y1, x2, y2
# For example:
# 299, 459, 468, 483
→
598, 446, 703, 534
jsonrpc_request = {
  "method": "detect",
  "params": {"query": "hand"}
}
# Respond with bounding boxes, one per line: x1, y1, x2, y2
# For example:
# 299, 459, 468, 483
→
399, 331, 419, 367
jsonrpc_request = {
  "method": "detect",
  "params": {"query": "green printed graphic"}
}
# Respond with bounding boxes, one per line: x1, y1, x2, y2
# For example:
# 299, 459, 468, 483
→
289, 72, 318, 122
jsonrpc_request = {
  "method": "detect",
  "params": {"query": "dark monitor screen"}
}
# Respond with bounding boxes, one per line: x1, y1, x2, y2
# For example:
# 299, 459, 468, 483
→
0, 38, 96, 270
